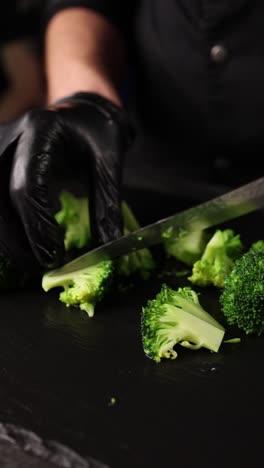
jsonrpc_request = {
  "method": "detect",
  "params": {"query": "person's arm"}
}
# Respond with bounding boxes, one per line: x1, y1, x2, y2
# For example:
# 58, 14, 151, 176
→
45, 7, 126, 106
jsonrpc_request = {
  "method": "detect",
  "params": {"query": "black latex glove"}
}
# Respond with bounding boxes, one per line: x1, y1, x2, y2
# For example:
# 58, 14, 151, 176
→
0, 153, 39, 289
0, 92, 134, 287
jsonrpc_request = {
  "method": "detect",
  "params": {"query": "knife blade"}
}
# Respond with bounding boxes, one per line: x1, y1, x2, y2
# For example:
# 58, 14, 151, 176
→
48, 176, 264, 276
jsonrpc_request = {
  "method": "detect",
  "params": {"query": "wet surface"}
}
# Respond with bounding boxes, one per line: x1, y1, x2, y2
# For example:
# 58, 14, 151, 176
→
0, 187, 264, 468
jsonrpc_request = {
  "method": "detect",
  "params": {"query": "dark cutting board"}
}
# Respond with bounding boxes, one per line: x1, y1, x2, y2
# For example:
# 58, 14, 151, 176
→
0, 185, 263, 468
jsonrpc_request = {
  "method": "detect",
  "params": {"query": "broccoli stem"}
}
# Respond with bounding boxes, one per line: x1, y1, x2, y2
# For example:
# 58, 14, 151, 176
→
121, 202, 140, 232
155, 304, 225, 361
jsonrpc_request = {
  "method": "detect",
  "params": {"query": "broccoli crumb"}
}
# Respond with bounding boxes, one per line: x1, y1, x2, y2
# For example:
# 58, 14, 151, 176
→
108, 397, 117, 406
223, 338, 241, 344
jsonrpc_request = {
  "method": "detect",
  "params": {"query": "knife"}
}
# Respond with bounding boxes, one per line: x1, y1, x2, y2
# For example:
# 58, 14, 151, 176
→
48, 176, 264, 276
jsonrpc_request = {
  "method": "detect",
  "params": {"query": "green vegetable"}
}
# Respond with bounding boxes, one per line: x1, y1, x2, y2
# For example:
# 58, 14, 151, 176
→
55, 191, 91, 251
117, 202, 155, 278
55, 192, 155, 278
188, 229, 243, 288
164, 229, 209, 266
251, 240, 264, 251
42, 260, 113, 317
220, 248, 264, 335
141, 285, 225, 362
45, 192, 113, 316
108, 397, 117, 406
43, 192, 155, 316
55, 193, 154, 278
223, 338, 241, 344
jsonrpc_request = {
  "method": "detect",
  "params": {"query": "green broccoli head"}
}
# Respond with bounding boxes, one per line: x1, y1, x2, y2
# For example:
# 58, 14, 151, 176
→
220, 248, 264, 335
55, 191, 91, 251
164, 229, 209, 266
141, 285, 225, 362
55, 192, 155, 278
42, 260, 113, 317
251, 240, 264, 251
188, 229, 243, 288
43, 192, 155, 316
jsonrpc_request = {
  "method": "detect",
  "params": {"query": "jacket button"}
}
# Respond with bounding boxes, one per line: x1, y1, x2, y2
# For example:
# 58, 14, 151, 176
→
210, 45, 228, 64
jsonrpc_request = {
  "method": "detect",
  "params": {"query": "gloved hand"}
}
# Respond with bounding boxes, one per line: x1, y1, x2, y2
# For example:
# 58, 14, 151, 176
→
0, 154, 39, 289
0, 92, 134, 288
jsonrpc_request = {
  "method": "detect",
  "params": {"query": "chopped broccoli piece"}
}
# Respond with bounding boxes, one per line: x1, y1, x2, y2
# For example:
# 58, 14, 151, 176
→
55, 192, 155, 278
188, 229, 243, 288
43, 192, 155, 316
117, 202, 155, 278
116, 240, 155, 279
42, 260, 113, 317
55, 191, 91, 251
251, 240, 264, 251
116, 250, 154, 278
164, 229, 209, 266
141, 285, 225, 362
220, 248, 264, 335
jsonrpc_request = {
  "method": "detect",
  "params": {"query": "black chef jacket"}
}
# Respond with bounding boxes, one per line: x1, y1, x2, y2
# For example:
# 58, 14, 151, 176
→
47, 2, 264, 183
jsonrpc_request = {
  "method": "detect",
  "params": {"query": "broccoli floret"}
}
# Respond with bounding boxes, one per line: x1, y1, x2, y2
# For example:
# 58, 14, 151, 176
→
42, 260, 113, 317
141, 285, 225, 362
164, 229, 209, 266
44, 192, 155, 316
188, 229, 243, 288
117, 202, 155, 278
220, 248, 264, 335
116, 248, 154, 278
251, 240, 264, 251
55, 192, 155, 278
55, 191, 91, 251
